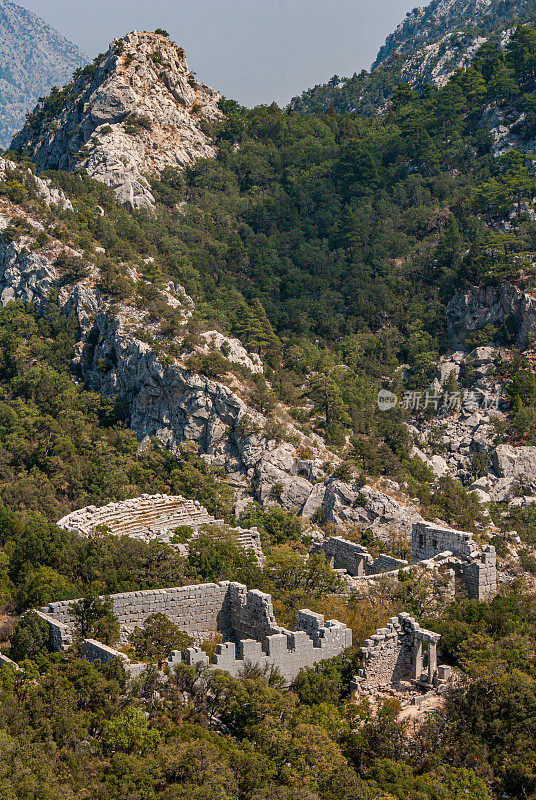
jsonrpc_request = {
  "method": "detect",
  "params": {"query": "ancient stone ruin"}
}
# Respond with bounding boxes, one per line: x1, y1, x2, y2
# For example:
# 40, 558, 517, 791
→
36, 581, 352, 685
354, 613, 451, 693
57, 494, 264, 563
320, 520, 496, 601
57, 494, 216, 538
321, 536, 408, 576
412, 521, 496, 601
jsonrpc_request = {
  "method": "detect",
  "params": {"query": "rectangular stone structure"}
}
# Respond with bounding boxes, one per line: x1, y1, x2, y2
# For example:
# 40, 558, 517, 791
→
321, 536, 407, 577
412, 522, 497, 601
412, 521, 477, 561
357, 613, 441, 690
33, 581, 352, 686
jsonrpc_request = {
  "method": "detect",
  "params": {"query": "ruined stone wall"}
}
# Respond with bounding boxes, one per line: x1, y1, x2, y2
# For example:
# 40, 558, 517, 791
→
81, 638, 130, 665
41, 582, 233, 642
369, 554, 408, 573
41, 581, 292, 645
358, 625, 413, 687
322, 526, 496, 603
0, 653, 21, 670
321, 536, 371, 576
321, 536, 407, 577
458, 545, 497, 601
412, 522, 497, 600
36, 582, 352, 685
181, 610, 352, 684
40, 581, 350, 650
412, 521, 477, 560
356, 613, 440, 690
228, 584, 283, 642
35, 609, 73, 650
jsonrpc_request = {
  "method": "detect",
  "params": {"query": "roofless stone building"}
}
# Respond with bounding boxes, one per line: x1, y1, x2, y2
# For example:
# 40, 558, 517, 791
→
353, 613, 451, 693
321, 520, 496, 601
36, 581, 352, 685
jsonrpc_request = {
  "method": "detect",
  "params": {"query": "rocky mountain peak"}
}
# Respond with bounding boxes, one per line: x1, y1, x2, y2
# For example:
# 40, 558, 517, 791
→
372, 0, 492, 73
11, 30, 222, 209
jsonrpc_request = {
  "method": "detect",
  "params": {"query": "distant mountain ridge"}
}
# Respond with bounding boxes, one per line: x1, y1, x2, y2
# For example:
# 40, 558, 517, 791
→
0, 0, 86, 147
290, 0, 536, 115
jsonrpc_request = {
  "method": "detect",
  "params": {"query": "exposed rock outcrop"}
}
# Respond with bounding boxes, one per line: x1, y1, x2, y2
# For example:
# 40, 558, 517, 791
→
373, 0, 492, 88
492, 444, 536, 492
0, 156, 73, 211
446, 282, 536, 350
401, 346, 505, 487
302, 478, 423, 541
199, 330, 263, 375
12, 31, 222, 209
0, 222, 332, 513
291, 0, 520, 116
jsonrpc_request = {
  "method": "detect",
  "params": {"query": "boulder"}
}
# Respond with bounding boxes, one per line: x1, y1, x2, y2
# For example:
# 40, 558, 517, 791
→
200, 330, 263, 374
301, 484, 327, 518
308, 480, 422, 541
411, 446, 450, 478
492, 444, 536, 491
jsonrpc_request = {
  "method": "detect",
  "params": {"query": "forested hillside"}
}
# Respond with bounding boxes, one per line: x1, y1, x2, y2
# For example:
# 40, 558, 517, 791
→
291, 0, 536, 115
13, 26, 536, 451
2, 13, 536, 800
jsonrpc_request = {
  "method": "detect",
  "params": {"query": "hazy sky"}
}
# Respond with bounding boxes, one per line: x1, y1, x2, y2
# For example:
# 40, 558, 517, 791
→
20, 0, 416, 106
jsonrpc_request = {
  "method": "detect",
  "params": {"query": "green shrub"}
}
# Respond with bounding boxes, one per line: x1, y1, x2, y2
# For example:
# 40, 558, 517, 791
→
9, 610, 51, 661
69, 593, 120, 646
124, 114, 153, 135
129, 612, 193, 661
170, 525, 194, 544
185, 351, 231, 379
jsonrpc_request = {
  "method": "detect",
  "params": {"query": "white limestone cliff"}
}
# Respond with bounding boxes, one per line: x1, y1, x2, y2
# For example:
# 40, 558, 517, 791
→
12, 31, 222, 209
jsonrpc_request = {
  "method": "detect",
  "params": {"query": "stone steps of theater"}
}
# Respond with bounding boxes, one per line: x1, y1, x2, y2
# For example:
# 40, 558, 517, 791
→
109, 511, 213, 535
236, 533, 262, 551
83, 506, 213, 536
107, 502, 184, 520
89, 499, 197, 521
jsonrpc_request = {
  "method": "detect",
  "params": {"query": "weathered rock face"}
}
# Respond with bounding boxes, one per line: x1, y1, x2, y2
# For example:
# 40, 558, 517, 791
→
446, 282, 536, 350
492, 444, 536, 492
301, 478, 423, 541
0, 226, 323, 510
76, 308, 321, 507
12, 31, 222, 209
0, 156, 73, 212
79, 310, 247, 456
199, 330, 263, 375
0, 210, 435, 534
405, 346, 506, 489
373, 0, 491, 90
0, 236, 56, 306
292, 0, 518, 115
